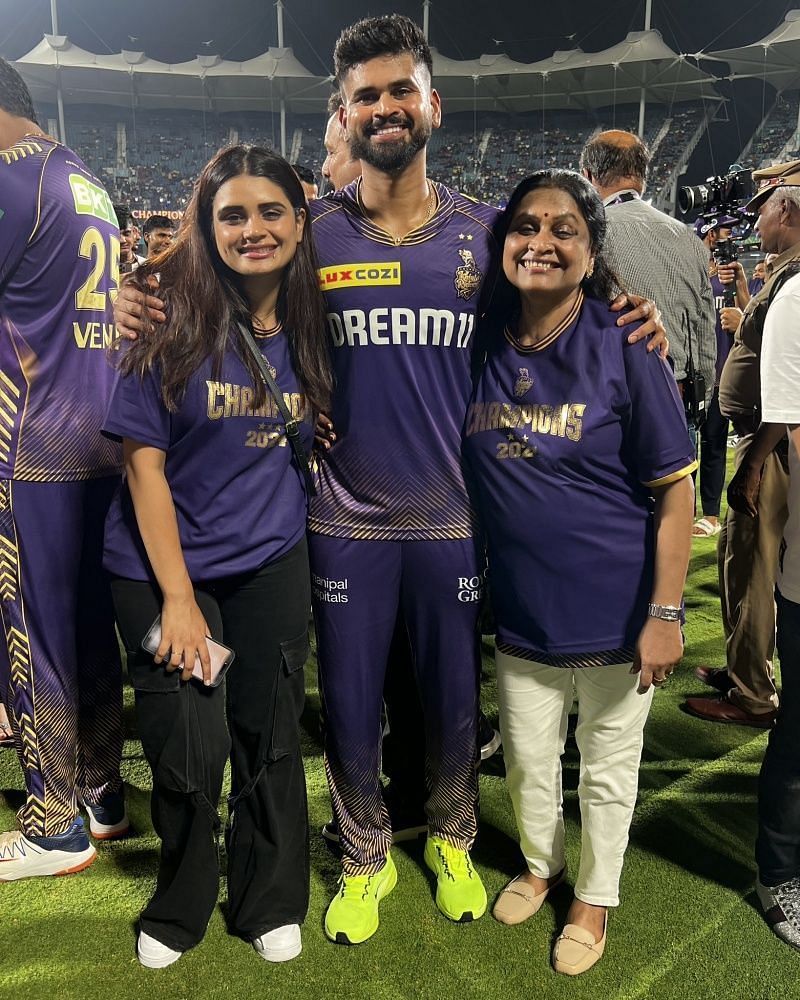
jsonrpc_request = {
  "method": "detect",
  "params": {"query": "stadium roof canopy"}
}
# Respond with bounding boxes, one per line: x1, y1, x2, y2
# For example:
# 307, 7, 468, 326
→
14, 28, 720, 115
15, 34, 332, 112
709, 9, 800, 91
431, 30, 722, 112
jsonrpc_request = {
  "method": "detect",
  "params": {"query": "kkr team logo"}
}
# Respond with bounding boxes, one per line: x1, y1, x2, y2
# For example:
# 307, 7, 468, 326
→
266, 360, 277, 380
454, 248, 482, 300
514, 367, 534, 398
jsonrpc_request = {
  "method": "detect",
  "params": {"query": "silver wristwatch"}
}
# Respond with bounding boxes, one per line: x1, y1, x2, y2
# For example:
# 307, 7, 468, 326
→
647, 603, 682, 622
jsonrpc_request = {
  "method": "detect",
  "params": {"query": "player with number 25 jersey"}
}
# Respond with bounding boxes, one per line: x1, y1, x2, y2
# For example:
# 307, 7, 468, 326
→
0, 78, 126, 883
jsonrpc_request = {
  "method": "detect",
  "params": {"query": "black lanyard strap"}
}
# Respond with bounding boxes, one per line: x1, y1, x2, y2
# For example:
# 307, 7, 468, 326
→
236, 320, 316, 495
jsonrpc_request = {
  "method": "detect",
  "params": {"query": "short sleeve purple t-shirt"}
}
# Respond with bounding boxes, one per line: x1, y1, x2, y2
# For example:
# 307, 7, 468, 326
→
464, 295, 697, 665
0, 135, 121, 481
102, 330, 312, 581
308, 181, 499, 541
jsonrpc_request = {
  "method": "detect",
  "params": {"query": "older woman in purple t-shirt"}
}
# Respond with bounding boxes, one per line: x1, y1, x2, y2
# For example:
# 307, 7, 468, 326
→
465, 170, 694, 976
103, 147, 331, 969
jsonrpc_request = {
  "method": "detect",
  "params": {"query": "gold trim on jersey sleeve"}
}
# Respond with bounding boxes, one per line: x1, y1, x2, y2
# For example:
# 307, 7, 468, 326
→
29, 144, 58, 244
643, 460, 698, 488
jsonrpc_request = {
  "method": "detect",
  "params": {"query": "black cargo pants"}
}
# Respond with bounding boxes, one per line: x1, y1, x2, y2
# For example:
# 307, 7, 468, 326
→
112, 538, 310, 952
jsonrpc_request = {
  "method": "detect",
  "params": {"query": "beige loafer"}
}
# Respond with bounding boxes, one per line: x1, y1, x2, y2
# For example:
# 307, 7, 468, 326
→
492, 868, 565, 925
552, 916, 607, 976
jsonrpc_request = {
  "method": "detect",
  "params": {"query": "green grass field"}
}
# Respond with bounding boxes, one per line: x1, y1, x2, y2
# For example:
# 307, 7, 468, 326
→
2, 485, 799, 1000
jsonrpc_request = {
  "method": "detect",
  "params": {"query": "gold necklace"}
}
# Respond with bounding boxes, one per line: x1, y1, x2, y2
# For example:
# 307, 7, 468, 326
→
359, 180, 438, 246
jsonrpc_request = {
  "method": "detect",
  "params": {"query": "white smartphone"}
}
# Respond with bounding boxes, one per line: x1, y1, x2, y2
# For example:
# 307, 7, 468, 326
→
141, 615, 235, 687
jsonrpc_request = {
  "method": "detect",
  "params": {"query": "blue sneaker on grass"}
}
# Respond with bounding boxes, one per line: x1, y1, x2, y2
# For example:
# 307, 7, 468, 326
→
83, 790, 130, 840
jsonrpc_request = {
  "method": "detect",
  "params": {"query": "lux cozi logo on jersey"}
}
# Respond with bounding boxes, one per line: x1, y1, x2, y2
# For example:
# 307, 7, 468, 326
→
318, 262, 402, 290
68, 173, 116, 224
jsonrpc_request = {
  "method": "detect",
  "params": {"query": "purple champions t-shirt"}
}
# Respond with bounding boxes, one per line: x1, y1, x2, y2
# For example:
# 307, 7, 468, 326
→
308, 181, 498, 541
464, 294, 697, 665
710, 274, 733, 384
102, 330, 312, 581
0, 135, 122, 481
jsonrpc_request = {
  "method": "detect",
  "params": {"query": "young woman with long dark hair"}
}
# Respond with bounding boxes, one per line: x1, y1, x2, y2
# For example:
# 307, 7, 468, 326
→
102, 146, 331, 968
465, 169, 694, 976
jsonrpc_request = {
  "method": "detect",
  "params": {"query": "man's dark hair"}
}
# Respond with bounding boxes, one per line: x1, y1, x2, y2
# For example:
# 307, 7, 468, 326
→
113, 204, 132, 230
334, 14, 433, 88
142, 214, 175, 237
327, 90, 343, 115
0, 57, 39, 124
292, 163, 316, 186
580, 133, 650, 187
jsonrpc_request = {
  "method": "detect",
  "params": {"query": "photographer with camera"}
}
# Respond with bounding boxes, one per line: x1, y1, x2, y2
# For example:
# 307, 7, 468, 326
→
686, 159, 800, 727
691, 216, 749, 537
580, 130, 716, 452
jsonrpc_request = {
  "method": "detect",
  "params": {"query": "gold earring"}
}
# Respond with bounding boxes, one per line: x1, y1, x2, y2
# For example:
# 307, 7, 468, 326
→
586, 260, 595, 278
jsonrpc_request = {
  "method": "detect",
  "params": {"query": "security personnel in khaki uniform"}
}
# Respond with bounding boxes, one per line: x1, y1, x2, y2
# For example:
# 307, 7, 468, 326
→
686, 160, 800, 725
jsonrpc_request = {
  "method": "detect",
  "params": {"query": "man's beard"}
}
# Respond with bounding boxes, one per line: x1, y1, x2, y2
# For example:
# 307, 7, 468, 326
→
349, 118, 431, 174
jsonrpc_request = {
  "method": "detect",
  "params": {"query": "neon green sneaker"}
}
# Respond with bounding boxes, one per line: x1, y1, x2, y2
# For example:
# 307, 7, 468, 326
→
424, 835, 487, 922
324, 852, 397, 945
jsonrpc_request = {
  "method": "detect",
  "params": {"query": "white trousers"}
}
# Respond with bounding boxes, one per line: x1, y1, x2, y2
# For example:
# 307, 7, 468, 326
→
496, 650, 654, 907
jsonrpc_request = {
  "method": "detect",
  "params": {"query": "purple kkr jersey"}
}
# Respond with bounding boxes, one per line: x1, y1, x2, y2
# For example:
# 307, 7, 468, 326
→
308, 181, 498, 541
0, 135, 121, 481
102, 330, 312, 581
464, 294, 696, 665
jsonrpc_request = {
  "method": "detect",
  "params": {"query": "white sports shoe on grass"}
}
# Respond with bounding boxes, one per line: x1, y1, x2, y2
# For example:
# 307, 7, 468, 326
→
252, 923, 302, 962
0, 818, 96, 881
137, 931, 183, 969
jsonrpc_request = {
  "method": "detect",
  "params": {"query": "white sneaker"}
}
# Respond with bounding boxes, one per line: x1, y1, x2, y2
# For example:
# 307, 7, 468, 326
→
0, 821, 96, 881
252, 923, 302, 962
137, 930, 183, 969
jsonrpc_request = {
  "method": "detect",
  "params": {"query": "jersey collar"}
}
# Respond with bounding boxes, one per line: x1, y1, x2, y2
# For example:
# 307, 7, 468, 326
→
340, 178, 456, 246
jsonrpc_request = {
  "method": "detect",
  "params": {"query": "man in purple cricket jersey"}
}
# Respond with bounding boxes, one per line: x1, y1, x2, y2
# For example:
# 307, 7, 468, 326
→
309, 19, 497, 943
0, 59, 126, 880
113, 15, 664, 943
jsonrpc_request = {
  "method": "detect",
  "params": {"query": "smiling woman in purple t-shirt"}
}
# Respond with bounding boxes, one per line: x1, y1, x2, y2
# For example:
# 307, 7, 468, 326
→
465, 170, 695, 976
102, 147, 331, 969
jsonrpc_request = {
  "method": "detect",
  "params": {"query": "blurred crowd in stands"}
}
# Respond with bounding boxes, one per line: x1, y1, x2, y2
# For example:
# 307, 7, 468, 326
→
53, 100, 711, 214
745, 93, 800, 170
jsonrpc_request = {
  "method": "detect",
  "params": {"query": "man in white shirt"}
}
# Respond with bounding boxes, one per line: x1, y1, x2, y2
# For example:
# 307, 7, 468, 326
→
754, 178, 800, 949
